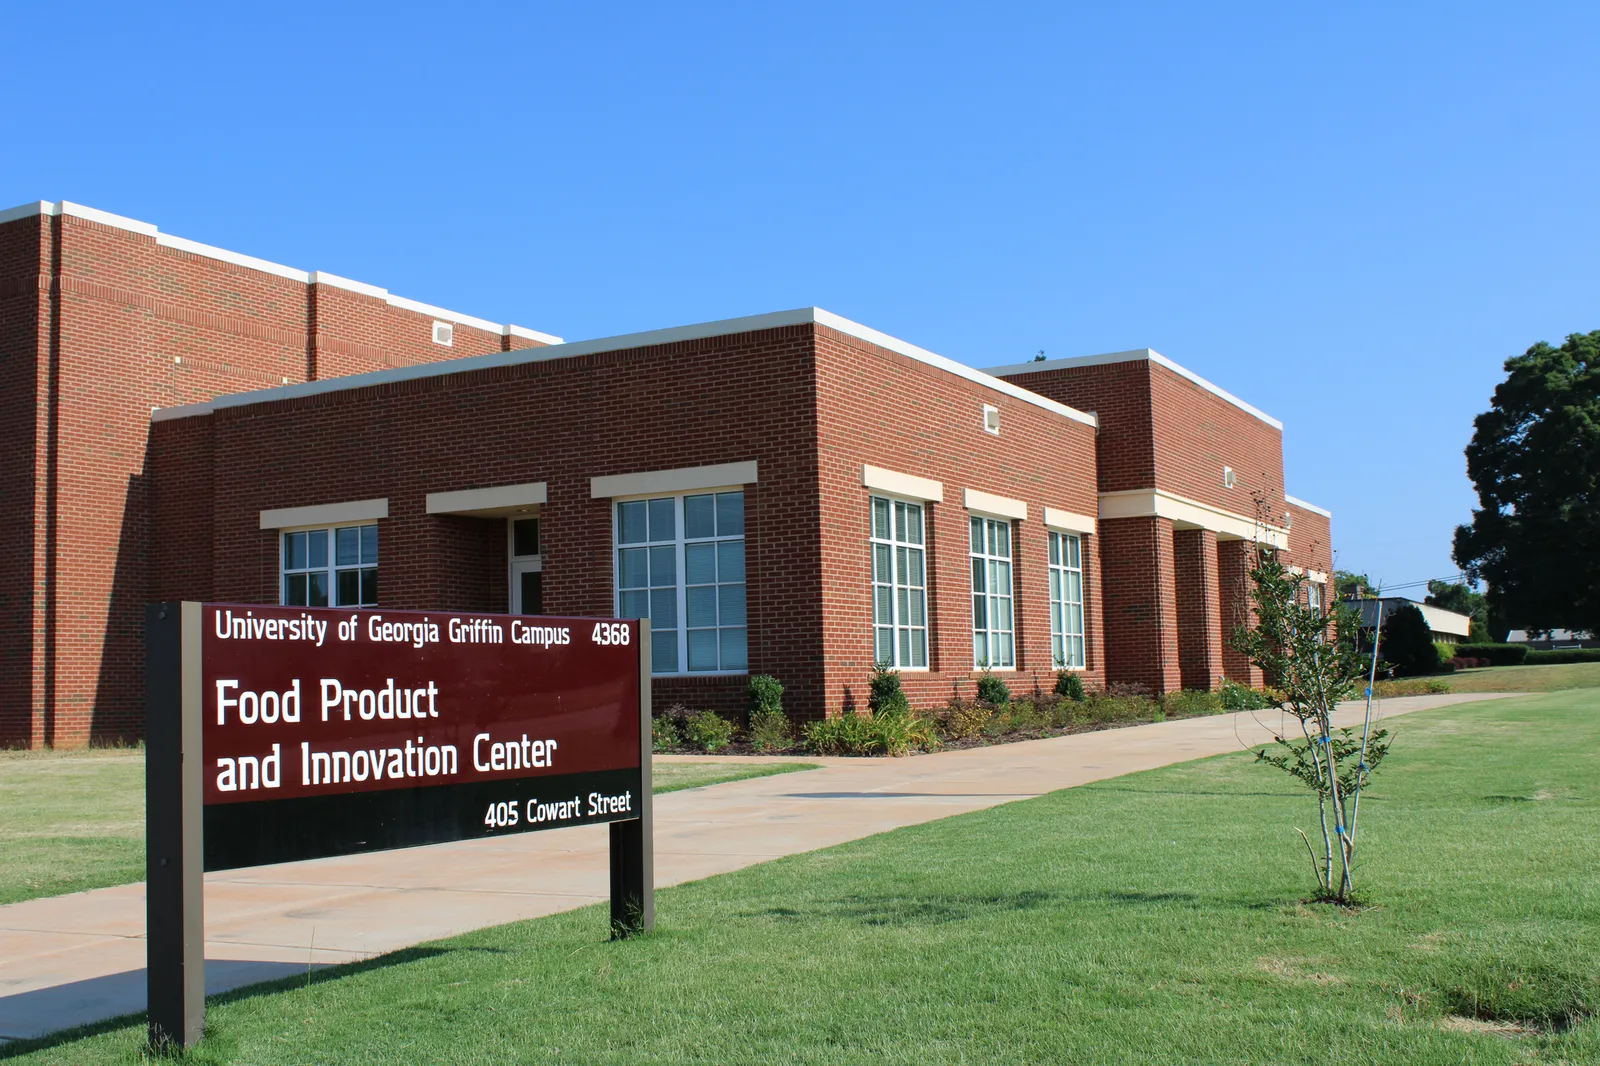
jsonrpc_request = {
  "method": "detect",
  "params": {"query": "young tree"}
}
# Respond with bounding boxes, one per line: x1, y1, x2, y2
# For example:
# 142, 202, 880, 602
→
1455, 331, 1600, 634
1230, 551, 1389, 904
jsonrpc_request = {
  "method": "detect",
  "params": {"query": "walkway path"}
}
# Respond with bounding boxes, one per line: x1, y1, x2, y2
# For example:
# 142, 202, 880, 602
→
0, 692, 1506, 1041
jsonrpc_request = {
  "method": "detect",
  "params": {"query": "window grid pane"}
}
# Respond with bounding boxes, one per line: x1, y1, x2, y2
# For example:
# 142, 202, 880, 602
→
620, 492, 746, 676
283, 525, 376, 609
870, 496, 926, 670
1048, 532, 1086, 669
971, 517, 1015, 668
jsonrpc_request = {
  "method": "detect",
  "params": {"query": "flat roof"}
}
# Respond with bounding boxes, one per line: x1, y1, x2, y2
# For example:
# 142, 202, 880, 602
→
1284, 494, 1332, 518
0, 199, 560, 345
983, 348, 1283, 431
151, 308, 1099, 429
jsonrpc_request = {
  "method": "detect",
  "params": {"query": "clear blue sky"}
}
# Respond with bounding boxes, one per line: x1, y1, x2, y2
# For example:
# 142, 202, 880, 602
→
5, 3, 1595, 592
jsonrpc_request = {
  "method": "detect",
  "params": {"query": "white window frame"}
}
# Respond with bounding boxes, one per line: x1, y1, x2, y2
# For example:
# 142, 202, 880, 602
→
507, 517, 543, 615
280, 523, 378, 608
613, 491, 747, 676
970, 515, 1016, 670
1048, 531, 1086, 670
870, 495, 929, 670
1307, 580, 1324, 614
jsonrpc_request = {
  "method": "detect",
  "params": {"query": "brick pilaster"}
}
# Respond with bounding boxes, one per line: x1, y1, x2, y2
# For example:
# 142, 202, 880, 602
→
1174, 527, 1223, 691
1099, 515, 1182, 693
1218, 537, 1264, 688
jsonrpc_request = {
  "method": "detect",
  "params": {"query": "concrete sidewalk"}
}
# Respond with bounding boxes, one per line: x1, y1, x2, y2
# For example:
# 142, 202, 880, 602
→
0, 692, 1506, 1042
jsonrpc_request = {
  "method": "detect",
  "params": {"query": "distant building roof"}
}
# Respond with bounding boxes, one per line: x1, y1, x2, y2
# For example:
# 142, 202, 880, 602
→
1345, 597, 1472, 639
1506, 629, 1592, 643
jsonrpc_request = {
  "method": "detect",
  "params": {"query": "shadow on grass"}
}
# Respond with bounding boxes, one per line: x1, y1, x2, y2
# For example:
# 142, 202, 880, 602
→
742, 887, 1289, 928
0, 945, 505, 1060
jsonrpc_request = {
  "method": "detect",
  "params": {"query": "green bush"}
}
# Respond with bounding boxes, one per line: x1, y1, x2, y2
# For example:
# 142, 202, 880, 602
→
1381, 604, 1440, 676
682, 709, 736, 753
940, 699, 994, 740
1373, 677, 1452, 697
804, 707, 936, 756
747, 674, 784, 717
1219, 678, 1274, 710
1525, 647, 1600, 664
868, 662, 911, 715
1054, 671, 1087, 701
747, 710, 791, 752
975, 669, 1011, 705
1455, 643, 1529, 666
651, 714, 681, 753
1434, 641, 1459, 664
1082, 691, 1160, 725
1162, 689, 1224, 717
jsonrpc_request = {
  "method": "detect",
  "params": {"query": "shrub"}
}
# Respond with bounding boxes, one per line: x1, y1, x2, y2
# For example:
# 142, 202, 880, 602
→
1525, 647, 1600, 664
1162, 689, 1224, 717
1381, 603, 1440, 676
682, 709, 736, 753
804, 707, 936, 756
651, 714, 681, 753
747, 710, 791, 752
940, 698, 994, 740
1434, 641, 1459, 664
1455, 642, 1529, 666
1055, 670, 1087, 701
1082, 690, 1159, 725
1373, 677, 1451, 697
975, 668, 1011, 705
747, 674, 784, 717
868, 662, 911, 715
1219, 678, 1274, 710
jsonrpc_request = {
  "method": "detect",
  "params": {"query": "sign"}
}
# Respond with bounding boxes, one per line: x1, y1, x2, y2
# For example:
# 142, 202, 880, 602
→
145, 603, 653, 1049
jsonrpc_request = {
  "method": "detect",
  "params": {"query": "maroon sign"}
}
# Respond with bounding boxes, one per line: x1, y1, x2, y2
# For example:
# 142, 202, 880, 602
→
200, 605, 640, 805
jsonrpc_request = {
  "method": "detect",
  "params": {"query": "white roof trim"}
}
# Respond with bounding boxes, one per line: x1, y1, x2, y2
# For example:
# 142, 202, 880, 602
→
427, 482, 547, 516
0, 199, 560, 345
1043, 506, 1097, 535
591, 461, 758, 499
963, 487, 1027, 521
863, 465, 944, 503
1284, 494, 1332, 519
1099, 488, 1290, 549
147, 308, 1098, 427
260, 497, 388, 530
985, 348, 1283, 431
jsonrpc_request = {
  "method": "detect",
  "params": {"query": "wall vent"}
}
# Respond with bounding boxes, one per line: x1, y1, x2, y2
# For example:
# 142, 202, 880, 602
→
432, 321, 454, 347
983, 404, 1000, 435
1223, 465, 1236, 489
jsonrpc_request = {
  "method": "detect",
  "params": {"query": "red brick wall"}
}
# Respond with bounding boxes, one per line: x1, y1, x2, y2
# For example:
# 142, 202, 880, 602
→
1286, 503, 1333, 577
1148, 364, 1284, 519
1218, 537, 1264, 687
4, 208, 552, 747
0, 215, 45, 746
997, 360, 1154, 494
812, 326, 1105, 713
1099, 516, 1182, 693
1174, 527, 1223, 691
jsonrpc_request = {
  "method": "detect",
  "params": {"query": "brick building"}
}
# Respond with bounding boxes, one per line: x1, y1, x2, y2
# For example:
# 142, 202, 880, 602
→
1, 200, 1332, 747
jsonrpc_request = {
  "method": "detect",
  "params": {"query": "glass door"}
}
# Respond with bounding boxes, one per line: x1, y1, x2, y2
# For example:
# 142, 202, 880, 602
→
508, 517, 543, 615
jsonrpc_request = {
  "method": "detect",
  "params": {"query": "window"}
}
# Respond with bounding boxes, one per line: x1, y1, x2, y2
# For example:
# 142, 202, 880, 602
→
871, 497, 927, 669
1048, 531, 1085, 669
1307, 581, 1324, 614
971, 516, 1014, 669
282, 524, 377, 608
616, 491, 745, 675
509, 518, 542, 616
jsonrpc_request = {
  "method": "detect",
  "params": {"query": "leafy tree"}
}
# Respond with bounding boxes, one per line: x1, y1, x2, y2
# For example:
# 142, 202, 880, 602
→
1381, 604, 1438, 676
1229, 551, 1385, 904
1455, 331, 1600, 634
1424, 579, 1488, 643
1333, 569, 1374, 600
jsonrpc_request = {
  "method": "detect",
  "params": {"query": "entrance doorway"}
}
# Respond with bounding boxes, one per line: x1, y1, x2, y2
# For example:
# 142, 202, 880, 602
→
509, 517, 543, 615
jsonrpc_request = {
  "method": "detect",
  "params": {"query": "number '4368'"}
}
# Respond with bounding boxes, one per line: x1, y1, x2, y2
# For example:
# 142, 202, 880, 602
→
592, 622, 630, 646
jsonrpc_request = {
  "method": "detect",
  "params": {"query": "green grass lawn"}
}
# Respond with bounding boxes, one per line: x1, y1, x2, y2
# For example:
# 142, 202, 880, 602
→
0, 752, 814, 907
8, 691, 1597, 1064
0, 748, 145, 906
651, 760, 818, 793
1447, 660, 1600, 693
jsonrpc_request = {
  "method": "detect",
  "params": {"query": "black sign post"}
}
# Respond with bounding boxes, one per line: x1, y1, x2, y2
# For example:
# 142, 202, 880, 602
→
144, 603, 653, 1050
